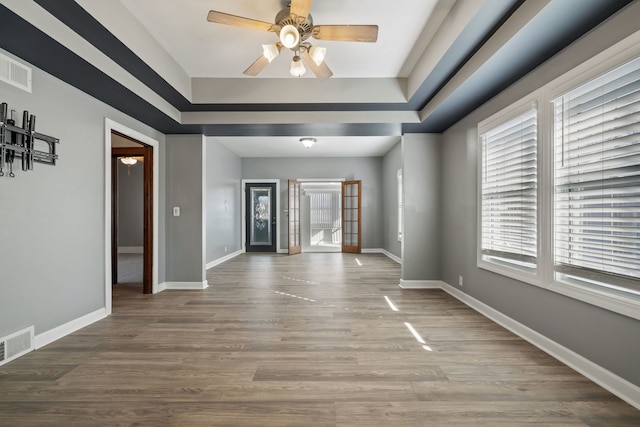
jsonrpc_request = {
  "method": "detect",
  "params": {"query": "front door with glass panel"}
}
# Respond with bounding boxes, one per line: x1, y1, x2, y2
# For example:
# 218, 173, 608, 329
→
245, 183, 277, 252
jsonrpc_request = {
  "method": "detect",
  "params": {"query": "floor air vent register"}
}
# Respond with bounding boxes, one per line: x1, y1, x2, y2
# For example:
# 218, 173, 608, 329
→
0, 326, 34, 366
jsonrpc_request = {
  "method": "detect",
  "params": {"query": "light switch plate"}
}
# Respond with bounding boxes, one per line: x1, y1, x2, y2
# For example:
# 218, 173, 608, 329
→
173, 206, 180, 216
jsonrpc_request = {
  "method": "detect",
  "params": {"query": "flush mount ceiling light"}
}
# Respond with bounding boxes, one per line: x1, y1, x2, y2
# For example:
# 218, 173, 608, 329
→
120, 157, 137, 166
207, 0, 378, 80
300, 137, 316, 148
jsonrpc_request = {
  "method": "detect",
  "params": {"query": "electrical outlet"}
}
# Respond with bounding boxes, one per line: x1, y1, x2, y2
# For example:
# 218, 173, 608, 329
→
458, 275, 464, 287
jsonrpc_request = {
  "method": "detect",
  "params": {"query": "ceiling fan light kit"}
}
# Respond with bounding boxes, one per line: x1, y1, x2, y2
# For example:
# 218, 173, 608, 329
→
308, 46, 326, 66
279, 25, 300, 49
207, 0, 378, 80
261, 43, 281, 63
290, 55, 306, 77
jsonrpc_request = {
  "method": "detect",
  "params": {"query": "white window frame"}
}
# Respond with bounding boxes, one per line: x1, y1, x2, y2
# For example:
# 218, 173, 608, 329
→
397, 168, 403, 242
476, 30, 640, 321
477, 94, 543, 286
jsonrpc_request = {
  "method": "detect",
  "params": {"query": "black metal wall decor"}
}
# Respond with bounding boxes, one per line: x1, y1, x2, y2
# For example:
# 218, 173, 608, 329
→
0, 102, 59, 178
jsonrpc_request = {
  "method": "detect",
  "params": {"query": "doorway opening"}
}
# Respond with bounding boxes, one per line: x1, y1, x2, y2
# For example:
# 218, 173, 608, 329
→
111, 131, 153, 294
300, 182, 342, 253
288, 179, 361, 254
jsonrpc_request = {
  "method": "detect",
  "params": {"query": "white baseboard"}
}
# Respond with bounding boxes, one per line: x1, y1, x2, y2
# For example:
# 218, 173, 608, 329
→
438, 281, 640, 411
206, 250, 242, 270
399, 279, 443, 289
162, 280, 209, 290
118, 246, 143, 254
34, 308, 107, 349
361, 248, 401, 264
277, 249, 288, 254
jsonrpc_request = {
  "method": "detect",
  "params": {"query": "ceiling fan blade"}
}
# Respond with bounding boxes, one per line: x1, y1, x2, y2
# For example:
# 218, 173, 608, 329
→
243, 55, 271, 76
300, 48, 333, 80
290, 0, 313, 19
207, 10, 275, 32
312, 25, 378, 42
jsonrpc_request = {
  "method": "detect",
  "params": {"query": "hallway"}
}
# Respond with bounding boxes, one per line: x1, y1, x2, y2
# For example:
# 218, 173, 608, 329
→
0, 253, 637, 426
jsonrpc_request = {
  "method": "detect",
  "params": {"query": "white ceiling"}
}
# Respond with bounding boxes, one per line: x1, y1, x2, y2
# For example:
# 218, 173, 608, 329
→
212, 135, 401, 157
118, 0, 440, 79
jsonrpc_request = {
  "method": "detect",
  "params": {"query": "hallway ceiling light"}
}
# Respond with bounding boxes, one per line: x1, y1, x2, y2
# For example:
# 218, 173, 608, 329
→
300, 137, 316, 148
120, 157, 137, 165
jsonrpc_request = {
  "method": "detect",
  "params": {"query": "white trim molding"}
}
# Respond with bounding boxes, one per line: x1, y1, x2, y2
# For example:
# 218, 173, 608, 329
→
362, 248, 401, 264
399, 279, 444, 289
437, 281, 640, 411
162, 281, 209, 290
34, 308, 107, 349
206, 250, 242, 270
104, 118, 161, 315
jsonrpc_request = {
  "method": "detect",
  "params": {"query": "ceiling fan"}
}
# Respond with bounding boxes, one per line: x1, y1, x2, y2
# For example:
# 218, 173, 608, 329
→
207, 0, 378, 80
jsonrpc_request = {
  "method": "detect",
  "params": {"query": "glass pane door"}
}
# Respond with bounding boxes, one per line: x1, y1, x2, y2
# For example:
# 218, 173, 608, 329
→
245, 183, 277, 252
342, 180, 361, 253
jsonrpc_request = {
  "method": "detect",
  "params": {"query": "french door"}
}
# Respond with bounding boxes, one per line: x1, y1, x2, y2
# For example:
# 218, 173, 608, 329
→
288, 179, 302, 254
245, 183, 277, 252
287, 179, 361, 254
342, 180, 361, 253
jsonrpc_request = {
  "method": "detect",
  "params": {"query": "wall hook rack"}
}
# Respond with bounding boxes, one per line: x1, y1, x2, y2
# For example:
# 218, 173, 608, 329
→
0, 101, 59, 178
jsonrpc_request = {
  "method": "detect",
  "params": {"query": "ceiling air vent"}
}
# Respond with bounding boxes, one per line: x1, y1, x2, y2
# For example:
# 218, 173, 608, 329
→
0, 52, 32, 93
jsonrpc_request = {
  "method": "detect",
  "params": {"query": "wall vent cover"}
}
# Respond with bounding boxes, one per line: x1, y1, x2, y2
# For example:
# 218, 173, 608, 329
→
0, 52, 32, 93
0, 326, 35, 367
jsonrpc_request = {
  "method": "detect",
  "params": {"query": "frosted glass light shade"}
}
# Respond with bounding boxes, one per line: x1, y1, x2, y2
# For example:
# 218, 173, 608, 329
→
262, 44, 280, 62
279, 25, 300, 48
120, 157, 137, 166
309, 46, 326, 65
290, 56, 306, 77
300, 138, 316, 148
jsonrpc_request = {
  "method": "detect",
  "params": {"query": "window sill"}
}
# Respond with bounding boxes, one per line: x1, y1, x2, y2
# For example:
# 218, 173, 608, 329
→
478, 257, 539, 288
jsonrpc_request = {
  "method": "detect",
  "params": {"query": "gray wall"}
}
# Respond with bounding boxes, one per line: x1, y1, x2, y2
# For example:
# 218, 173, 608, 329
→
401, 134, 441, 281
0, 49, 165, 338
117, 161, 143, 247
438, 14, 640, 386
165, 135, 205, 284
241, 157, 383, 250
381, 141, 402, 258
205, 138, 241, 263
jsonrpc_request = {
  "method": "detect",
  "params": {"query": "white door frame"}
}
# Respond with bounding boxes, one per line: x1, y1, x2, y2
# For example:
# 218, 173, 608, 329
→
104, 118, 160, 315
241, 179, 281, 253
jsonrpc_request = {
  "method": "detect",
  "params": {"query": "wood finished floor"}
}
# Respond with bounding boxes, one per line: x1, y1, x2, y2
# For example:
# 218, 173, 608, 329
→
1, 253, 638, 426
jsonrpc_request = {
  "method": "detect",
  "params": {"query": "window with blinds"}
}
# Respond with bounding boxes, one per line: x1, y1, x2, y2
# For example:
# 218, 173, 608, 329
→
480, 108, 538, 270
553, 56, 640, 293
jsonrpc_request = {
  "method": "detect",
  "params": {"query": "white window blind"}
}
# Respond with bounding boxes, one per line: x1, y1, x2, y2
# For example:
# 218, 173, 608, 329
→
553, 57, 640, 293
481, 108, 538, 267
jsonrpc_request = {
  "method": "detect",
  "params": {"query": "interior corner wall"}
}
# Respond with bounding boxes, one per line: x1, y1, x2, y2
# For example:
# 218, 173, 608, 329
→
401, 133, 441, 281
439, 11, 640, 386
382, 141, 402, 258
165, 134, 206, 284
205, 138, 241, 263
241, 157, 384, 250
0, 48, 165, 339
